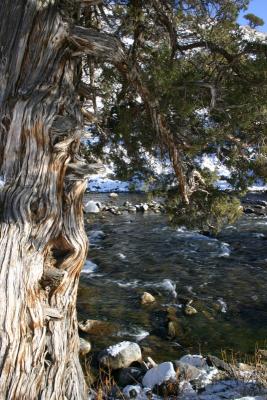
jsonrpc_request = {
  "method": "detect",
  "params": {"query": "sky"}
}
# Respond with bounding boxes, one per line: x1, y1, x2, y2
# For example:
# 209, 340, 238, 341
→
238, 0, 267, 32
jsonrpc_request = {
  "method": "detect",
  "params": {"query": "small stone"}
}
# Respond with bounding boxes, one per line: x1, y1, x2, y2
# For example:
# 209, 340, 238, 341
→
98, 341, 142, 370
78, 319, 115, 336
141, 292, 156, 305
184, 304, 198, 316
128, 206, 137, 213
79, 338, 91, 355
109, 192, 118, 198
167, 321, 180, 339
140, 203, 149, 212
174, 361, 202, 381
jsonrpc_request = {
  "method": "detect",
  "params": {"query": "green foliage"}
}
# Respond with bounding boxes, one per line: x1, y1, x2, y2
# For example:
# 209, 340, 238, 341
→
81, 0, 267, 229
166, 188, 243, 234
244, 13, 265, 28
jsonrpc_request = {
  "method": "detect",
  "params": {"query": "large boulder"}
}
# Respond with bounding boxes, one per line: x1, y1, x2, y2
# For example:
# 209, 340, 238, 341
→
142, 362, 176, 389
98, 341, 142, 370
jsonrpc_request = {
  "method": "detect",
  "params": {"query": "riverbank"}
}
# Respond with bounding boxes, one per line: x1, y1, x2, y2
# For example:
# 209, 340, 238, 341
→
79, 192, 267, 398
79, 337, 267, 400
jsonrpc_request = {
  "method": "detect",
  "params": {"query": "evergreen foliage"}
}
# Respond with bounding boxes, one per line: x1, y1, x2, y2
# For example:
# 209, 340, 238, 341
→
80, 0, 267, 230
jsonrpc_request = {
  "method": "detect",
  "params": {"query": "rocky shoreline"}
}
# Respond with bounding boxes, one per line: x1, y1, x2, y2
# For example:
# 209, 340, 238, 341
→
81, 192, 267, 399
78, 335, 267, 400
84, 192, 267, 218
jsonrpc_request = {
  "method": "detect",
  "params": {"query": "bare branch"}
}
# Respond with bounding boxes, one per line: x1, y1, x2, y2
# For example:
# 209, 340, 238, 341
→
70, 26, 125, 62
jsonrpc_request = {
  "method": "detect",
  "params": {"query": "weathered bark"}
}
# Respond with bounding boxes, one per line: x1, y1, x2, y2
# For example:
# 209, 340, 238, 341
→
0, 2, 90, 398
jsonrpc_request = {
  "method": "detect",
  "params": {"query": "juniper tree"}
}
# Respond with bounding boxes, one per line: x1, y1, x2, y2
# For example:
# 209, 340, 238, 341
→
0, 0, 266, 398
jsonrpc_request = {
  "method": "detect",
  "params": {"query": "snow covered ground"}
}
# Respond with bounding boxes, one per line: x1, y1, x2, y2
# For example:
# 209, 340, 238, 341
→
87, 152, 267, 193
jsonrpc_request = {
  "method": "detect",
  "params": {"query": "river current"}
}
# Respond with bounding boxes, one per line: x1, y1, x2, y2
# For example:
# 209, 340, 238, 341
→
77, 193, 267, 362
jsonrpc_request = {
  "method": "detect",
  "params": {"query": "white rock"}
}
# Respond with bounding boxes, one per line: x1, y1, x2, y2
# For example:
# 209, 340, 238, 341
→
140, 203, 149, 211
84, 200, 101, 213
109, 192, 118, 198
99, 341, 142, 370
142, 361, 176, 389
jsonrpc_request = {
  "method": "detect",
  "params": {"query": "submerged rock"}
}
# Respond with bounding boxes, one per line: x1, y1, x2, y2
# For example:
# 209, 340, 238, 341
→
99, 341, 142, 370
141, 292, 156, 305
89, 230, 105, 241
78, 319, 115, 336
142, 361, 176, 389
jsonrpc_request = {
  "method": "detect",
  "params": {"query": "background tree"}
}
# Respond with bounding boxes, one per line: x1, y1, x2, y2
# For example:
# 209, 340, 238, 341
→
244, 13, 265, 28
0, 0, 266, 398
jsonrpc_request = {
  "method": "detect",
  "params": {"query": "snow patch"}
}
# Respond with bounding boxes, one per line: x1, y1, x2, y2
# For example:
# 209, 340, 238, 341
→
106, 341, 133, 357
142, 362, 176, 389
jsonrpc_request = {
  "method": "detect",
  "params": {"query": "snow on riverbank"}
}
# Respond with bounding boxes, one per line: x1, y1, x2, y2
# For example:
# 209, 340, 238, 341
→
87, 152, 267, 193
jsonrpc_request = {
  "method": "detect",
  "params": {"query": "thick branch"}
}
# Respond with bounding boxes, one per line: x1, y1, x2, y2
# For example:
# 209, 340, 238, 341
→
70, 26, 125, 62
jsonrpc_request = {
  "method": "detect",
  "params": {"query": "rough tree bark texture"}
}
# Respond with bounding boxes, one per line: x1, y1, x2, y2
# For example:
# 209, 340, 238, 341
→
0, 2, 88, 398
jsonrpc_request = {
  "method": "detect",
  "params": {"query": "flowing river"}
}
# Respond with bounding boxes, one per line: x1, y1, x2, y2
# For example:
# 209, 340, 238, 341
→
77, 193, 267, 362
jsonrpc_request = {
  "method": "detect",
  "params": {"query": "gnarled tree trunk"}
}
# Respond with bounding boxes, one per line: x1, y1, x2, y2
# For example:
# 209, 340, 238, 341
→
0, 2, 88, 398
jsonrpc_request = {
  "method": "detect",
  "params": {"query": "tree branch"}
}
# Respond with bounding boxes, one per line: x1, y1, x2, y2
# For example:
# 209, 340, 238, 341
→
69, 26, 125, 62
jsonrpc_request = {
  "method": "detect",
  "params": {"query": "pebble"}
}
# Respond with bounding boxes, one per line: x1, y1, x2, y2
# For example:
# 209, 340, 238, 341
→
141, 292, 156, 305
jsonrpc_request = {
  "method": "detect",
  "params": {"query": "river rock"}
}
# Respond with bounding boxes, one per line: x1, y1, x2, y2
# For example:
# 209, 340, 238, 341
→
79, 338, 91, 355
174, 361, 202, 381
184, 301, 198, 316
128, 206, 137, 213
206, 355, 233, 374
98, 341, 142, 370
84, 200, 101, 213
89, 230, 105, 241
140, 203, 149, 212
117, 367, 143, 387
141, 292, 156, 305
78, 319, 115, 336
109, 192, 118, 198
142, 361, 176, 389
